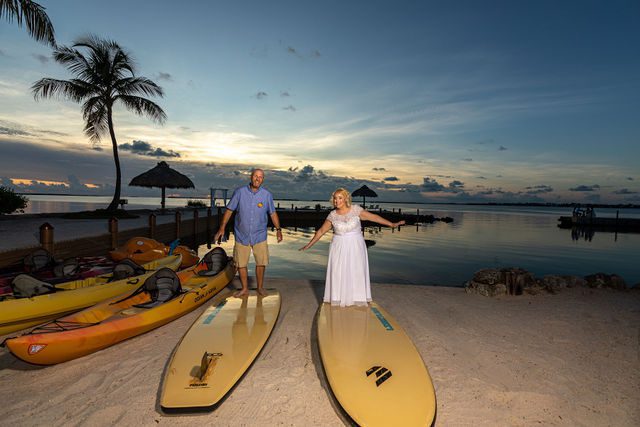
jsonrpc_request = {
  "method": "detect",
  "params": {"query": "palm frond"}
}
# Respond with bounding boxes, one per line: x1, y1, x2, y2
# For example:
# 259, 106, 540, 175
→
83, 103, 109, 142
31, 78, 88, 102
115, 95, 167, 124
114, 77, 164, 98
1, 0, 55, 46
19, 0, 55, 46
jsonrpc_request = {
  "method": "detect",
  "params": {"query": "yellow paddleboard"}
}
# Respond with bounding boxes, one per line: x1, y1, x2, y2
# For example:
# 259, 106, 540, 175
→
160, 290, 281, 412
317, 302, 437, 426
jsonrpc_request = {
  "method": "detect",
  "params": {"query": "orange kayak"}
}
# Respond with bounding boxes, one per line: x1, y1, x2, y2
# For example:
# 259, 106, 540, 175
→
109, 237, 199, 268
3, 250, 235, 365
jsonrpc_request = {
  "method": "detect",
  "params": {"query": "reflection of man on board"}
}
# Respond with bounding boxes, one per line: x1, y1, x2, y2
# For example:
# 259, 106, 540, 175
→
214, 168, 283, 297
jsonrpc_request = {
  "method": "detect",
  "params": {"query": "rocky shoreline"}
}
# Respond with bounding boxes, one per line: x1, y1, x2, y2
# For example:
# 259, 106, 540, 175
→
465, 267, 634, 297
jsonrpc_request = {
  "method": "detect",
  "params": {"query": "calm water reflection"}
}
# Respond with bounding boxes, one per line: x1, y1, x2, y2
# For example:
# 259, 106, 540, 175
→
199, 210, 640, 287
16, 195, 639, 286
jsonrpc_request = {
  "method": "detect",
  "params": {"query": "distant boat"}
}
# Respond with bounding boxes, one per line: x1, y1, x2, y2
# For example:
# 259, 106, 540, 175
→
558, 212, 640, 232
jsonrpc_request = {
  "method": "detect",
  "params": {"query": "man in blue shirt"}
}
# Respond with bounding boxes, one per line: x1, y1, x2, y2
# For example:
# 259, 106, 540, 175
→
214, 168, 283, 296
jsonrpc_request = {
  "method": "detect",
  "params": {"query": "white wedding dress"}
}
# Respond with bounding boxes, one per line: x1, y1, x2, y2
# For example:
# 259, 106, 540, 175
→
324, 205, 372, 307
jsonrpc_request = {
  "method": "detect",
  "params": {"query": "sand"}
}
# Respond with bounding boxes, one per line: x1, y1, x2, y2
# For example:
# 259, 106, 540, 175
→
0, 278, 638, 426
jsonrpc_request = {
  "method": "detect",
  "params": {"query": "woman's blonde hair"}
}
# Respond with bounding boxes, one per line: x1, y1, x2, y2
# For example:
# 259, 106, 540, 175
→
331, 188, 352, 207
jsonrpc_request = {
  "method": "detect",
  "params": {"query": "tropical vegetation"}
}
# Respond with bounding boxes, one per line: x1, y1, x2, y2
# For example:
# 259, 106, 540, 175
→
0, 185, 28, 214
0, 0, 55, 45
32, 35, 167, 211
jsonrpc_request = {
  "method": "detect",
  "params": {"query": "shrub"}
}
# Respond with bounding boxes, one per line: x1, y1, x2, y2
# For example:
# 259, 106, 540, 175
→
186, 199, 207, 208
0, 186, 28, 214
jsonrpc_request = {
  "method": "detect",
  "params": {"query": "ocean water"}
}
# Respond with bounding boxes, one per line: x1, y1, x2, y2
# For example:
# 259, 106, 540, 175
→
15, 194, 640, 286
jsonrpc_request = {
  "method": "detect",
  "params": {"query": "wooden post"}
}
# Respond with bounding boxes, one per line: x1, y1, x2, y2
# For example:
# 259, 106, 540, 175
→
175, 211, 182, 240
108, 217, 118, 250
39, 222, 54, 254
149, 213, 156, 239
206, 208, 212, 249
192, 209, 199, 247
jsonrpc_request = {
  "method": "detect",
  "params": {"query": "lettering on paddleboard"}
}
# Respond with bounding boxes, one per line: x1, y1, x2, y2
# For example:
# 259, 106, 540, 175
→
366, 366, 393, 387
202, 299, 227, 324
370, 307, 394, 331
194, 286, 220, 305
188, 352, 223, 388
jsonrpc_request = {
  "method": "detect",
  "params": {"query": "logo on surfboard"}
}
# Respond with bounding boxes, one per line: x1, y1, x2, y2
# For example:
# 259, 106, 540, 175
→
366, 366, 393, 387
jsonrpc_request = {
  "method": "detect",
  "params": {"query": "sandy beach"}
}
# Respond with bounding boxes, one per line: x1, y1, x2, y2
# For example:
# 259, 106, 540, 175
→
1, 277, 638, 426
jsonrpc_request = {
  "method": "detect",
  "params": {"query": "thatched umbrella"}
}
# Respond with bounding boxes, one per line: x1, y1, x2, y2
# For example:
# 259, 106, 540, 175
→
352, 185, 378, 207
129, 161, 195, 210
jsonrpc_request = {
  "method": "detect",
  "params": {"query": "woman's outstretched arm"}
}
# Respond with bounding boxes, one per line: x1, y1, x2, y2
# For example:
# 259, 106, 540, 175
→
359, 210, 406, 228
299, 220, 333, 251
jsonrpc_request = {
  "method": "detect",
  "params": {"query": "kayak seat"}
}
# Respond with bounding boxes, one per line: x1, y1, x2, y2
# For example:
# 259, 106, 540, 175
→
197, 247, 228, 277
53, 258, 81, 278
109, 259, 147, 282
133, 268, 182, 309
24, 248, 55, 272
11, 274, 56, 298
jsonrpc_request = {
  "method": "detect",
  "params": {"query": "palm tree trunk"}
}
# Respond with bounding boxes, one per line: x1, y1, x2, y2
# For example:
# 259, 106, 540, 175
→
106, 108, 121, 211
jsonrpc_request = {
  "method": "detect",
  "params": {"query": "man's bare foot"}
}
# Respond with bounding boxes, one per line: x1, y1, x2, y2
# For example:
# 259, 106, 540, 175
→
234, 289, 249, 297
256, 288, 268, 296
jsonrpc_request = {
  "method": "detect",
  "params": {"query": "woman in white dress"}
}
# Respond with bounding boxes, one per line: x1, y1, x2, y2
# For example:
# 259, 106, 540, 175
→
300, 188, 405, 307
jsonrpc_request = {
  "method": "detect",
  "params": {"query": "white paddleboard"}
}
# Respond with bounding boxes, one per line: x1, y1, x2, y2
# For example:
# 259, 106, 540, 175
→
317, 302, 437, 426
160, 290, 281, 412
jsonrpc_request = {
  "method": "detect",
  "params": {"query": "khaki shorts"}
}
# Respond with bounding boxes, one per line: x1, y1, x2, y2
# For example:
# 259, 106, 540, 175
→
233, 240, 269, 268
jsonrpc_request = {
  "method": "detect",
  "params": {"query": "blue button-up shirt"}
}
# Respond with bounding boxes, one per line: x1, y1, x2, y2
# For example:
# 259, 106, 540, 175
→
226, 185, 276, 245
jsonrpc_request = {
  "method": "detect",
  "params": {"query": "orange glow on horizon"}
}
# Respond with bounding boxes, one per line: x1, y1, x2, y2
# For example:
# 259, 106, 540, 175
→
11, 178, 69, 187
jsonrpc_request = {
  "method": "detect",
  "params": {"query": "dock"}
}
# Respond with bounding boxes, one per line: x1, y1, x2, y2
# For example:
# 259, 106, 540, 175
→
558, 215, 640, 232
0, 207, 453, 270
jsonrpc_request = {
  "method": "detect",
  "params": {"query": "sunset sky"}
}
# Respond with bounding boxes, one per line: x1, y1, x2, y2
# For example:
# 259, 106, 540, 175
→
1, 0, 638, 203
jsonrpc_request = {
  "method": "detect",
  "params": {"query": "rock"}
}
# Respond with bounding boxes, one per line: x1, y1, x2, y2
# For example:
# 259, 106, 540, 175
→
465, 280, 507, 297
584, 273, 627, 290
542, 275, 586, 293
472, 269, 504, 285
524, 279, 546, 295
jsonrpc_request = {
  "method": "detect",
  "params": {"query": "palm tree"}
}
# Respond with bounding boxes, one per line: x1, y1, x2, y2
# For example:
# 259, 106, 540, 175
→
32, 35, 167, 211
0, 0, 56, 46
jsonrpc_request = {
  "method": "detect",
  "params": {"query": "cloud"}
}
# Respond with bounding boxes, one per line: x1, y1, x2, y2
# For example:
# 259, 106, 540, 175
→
612, 188, 638, 194
384, 176, 399, 181
91, 145, 103, 152
498, 145, 508, 151
32, 53, 49, 65
569, 184, 600, 192
280, 91, 290, 97
448, 180, 465, 192
462, 158, 473, 162
525, 184, 554, 194
372, 167, 386, 171
119, 140, 181, 158
311, 50, 321, 58
421, 177, 446, 192
0, 126, 32, 137
283, 105, 297, 112
254, 91, 268, 100
156, 72, 173, 81
294, 164, 326, 182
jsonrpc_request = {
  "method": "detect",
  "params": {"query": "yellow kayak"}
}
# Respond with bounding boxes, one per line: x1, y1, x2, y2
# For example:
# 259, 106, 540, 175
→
4, 252, 235, 365
0, 254, 182, 336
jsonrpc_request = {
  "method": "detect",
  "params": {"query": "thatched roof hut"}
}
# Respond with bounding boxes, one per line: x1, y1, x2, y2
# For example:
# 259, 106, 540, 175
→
129, 161, 195, 209
352, 185, 378, 207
